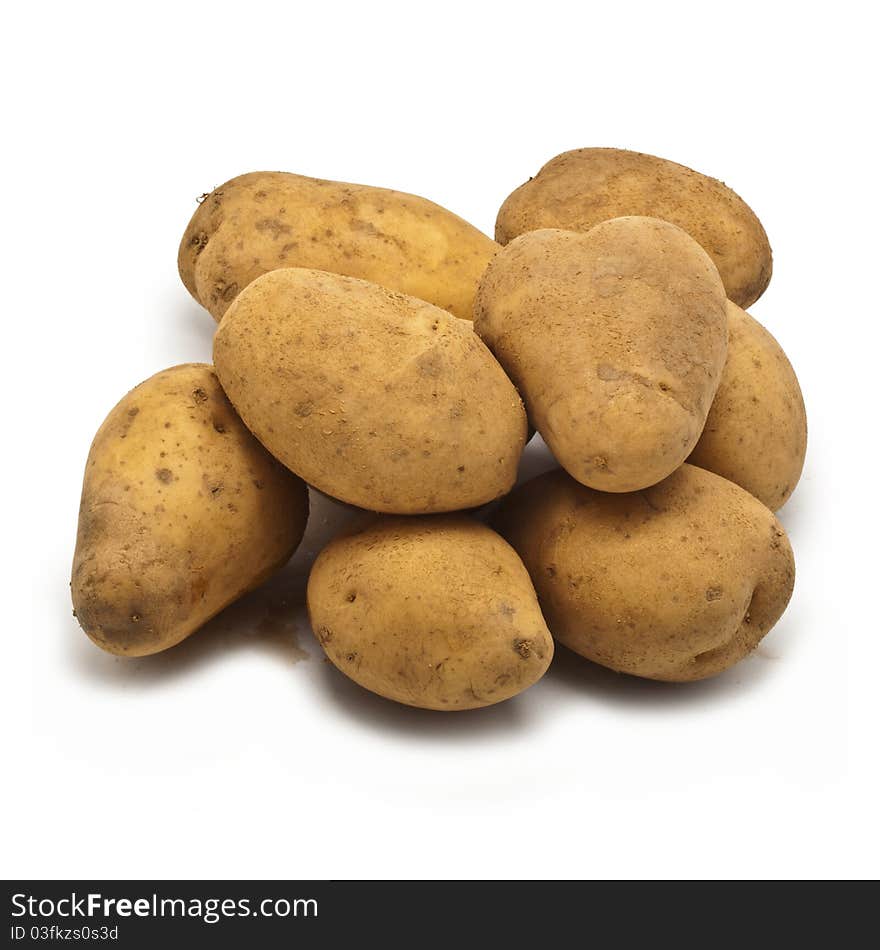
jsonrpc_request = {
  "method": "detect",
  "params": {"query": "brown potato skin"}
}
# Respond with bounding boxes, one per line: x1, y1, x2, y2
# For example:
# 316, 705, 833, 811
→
307, 516, 554, 709
496, 148, 772, 308
179, 171, 498, 321
214, 268, 527, 514
493, 465, 794, 682
689, 301, 807, 510
473, 220, 727, 492
71, 364, 309, 656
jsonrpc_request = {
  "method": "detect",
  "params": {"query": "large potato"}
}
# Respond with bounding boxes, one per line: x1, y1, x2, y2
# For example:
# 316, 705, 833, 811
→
307, 516, 553, 709
496, 148, 772, 308
494, 464, 795, 682
689, 301, 807, 510
473, 219, 728, 492
214, 267, 527, 513
179, 171, 497, 321
71, 364, 308, 656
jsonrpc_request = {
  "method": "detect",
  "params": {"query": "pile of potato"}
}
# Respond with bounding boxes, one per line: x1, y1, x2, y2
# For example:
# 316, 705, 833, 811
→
72, 148, 805, 709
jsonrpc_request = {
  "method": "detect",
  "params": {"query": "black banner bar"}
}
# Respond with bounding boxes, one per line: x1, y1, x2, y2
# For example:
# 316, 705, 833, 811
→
2, 880, 870, 947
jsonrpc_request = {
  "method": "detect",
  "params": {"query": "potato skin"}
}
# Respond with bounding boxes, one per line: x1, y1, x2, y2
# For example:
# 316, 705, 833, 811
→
493, 465, 794, 682
496, 148, 772, 309
214, 268, 527, 514
473, 220, 727, 492
71, 364, 308, 656
689, 301, 807, 510
179, 171, 498, 321
307, 516, 553, 709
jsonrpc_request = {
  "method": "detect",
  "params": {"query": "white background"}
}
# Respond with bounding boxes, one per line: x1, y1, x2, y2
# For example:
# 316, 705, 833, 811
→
4, 1, 878, 880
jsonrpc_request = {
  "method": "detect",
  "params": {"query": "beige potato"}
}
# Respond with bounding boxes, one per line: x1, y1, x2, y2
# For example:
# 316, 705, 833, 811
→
689, 301, 807, 510
473, 219, 728, 492
494, 464, 795, 682
307, 516, 553, 709
496, 148, 772, 308
179, 171, 498, 321
213, 267, 527, 514
71, 364, 308, 656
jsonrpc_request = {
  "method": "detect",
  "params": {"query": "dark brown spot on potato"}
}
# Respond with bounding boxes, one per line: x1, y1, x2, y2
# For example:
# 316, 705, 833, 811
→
212, 282, 238, 304
155, 468, 173, 484
190, 231, 209, 253
255, 218, 292, 239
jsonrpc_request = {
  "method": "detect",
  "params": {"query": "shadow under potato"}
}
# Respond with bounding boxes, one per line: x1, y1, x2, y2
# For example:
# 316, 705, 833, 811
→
67, 431, 787, 712
315, 654, 535, 739
67, 562, 782, 720
69, 485, 363, 684
547, 639, 780, 708
68, 558, 316, 689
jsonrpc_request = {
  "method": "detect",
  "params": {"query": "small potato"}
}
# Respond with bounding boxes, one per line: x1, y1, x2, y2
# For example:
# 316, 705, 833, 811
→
71, 364, 308, 656
689, 301, 807, 510
494, 464, 794, 682
307, 516, 553, 709
496, 147, 772, 308
179, 171, 498, 321
473, 220, 728, 492
214, 268, 527, 513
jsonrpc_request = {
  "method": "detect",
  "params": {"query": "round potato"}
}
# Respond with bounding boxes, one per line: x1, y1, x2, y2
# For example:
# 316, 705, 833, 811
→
496, 148, 772, 308
71, 364, 309, 656
213, 267, 527, 513
473, 220, 728, 492
689, 301, 807, 510
179, 171, 498, 321
493, 464, 795, 682
307, 516, 553, 709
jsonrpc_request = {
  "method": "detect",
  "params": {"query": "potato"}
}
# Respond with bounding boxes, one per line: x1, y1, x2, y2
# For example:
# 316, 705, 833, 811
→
179, 171, 497, 321
307, 516, 553, 709
473, 219, 728, 492
71, 364, 308, 656
213, 267, 527, 513
496, 148, 772, 309
493, 464, 795, 682
689, 301, 807, 510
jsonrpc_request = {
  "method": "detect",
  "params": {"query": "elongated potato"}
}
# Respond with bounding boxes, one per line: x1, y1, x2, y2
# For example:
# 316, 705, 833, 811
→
307, 516, 553, 709
689, 301, 807, 510
473, 219, 728, 492
496, 148, 772, 308
494, 465, 794, 682
179, 171, 498, 320
71, 364, 308, 656
214, 267, 527, 514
